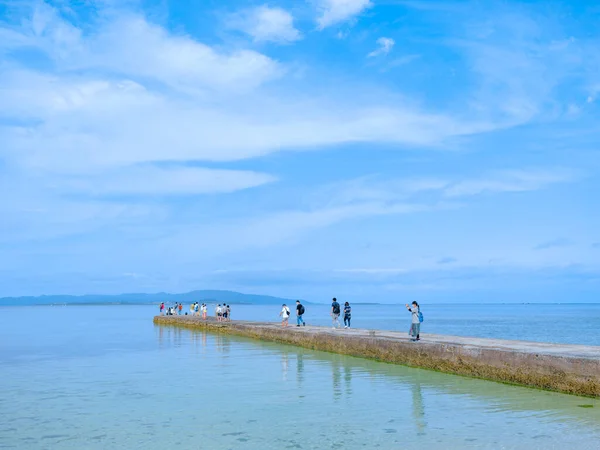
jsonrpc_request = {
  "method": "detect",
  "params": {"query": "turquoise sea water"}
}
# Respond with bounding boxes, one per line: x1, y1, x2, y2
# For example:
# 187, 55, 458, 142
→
1, 305, 600, 449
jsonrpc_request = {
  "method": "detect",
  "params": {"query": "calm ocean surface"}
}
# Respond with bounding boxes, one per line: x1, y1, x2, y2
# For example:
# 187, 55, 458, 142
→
1, 304, 599, 449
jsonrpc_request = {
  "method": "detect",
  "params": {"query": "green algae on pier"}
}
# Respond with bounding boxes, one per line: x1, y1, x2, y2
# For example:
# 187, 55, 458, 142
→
154, 315, 600, 398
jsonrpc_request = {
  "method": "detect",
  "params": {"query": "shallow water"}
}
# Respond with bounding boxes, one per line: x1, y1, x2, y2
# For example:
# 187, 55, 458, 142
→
1, 306, 599, 449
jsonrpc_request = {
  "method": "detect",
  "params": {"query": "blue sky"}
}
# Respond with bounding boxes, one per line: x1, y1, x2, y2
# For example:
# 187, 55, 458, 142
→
0, 0, 599, 302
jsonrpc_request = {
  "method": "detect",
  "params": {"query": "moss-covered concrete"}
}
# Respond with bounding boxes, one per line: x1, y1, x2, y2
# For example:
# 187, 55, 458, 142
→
154, 315, 600, 398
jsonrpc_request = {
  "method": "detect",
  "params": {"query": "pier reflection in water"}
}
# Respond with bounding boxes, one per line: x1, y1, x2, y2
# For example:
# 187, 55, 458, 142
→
152, 327, 600, 449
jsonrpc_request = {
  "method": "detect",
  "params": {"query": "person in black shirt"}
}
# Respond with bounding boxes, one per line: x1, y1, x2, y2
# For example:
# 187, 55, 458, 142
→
296, 300, 306, 327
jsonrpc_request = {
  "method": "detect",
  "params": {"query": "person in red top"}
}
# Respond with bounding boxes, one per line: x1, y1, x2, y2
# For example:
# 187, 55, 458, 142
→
178, 303, 183, 315
159, 302, 165, 315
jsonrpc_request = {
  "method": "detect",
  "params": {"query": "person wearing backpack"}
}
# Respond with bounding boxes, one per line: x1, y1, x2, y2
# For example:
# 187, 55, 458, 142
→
296, 300, 306, 327
279, 304, 291, 327
331, 297, 341, 329
405, 301, 422, 341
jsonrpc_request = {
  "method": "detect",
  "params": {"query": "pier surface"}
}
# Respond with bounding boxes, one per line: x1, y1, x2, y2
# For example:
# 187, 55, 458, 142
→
154, 315, 600, 397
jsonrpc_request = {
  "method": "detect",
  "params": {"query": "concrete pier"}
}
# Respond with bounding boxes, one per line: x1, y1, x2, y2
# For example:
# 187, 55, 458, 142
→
154, 315, 600, 398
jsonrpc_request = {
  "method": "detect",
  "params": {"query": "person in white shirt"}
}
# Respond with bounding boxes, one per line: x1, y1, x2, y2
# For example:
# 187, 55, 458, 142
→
279, 304, 291, 327
405, 301, 421, 341
216, 304, 222, 322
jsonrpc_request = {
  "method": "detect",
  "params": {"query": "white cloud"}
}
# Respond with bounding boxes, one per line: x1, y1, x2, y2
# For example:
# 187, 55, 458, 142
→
448, 10, 588, 127
308, 176, 448, 208
316, 0, 373, 29
587, 85, 600, 103
312, 168, 574, 207
443, 169, 577, 197
58, 166, 277, 196
1, 2, 557, 179
160, 200, 435, 254
368, 37, 395, 57
229, 5, 301, 43
387, 54, 420, 67
0, 182, 162, 244
91, 17, 281, 91
167, 167, 577, 253
9, 3, 282, 92
143, 167, 582, 262
0, 166, 275, 243
0, 68, 500, 174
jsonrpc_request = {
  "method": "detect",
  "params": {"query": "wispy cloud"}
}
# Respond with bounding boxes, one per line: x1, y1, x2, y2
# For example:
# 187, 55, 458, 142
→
316, 0, 373, 29
318, 168, 577, 205
58, 167, 277, 196
387, 54, 420, 67
534, 238, 573, 251
437, 257, 457, 265
368, 37, 395, 57
0, 67, 505, 174
587, 84, 600, 103
443, 169, 578, 197
185, 167, 578, 252
228, 5, 301, 44
5, 3, 282, 92
427, 2, 591, 127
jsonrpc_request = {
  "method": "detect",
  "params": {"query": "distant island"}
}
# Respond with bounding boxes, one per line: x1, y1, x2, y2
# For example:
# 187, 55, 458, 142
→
0, 290, 304, 306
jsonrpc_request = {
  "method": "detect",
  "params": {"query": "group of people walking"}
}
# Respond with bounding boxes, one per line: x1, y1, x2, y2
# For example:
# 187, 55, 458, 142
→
160, 298, 423, 341
159, 302, 229, 321
329, 297, 352, 329
160, 302, 183, 316
190, 302, 208, 318
215, 304, 231, 321
279, 298, 353, 329
279, 298, 423, 340
278, 298, 352, 330
279, 300, 308, 327
159, 301, 208, 319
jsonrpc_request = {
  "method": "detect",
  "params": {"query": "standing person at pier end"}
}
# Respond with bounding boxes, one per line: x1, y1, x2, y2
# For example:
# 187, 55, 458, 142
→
331, 298, 341, 329
406, 301, 421, 341
343, 302, 352, 329
280, 304, 291, 327
296, 300, 306, 327
222, 305, 228, 321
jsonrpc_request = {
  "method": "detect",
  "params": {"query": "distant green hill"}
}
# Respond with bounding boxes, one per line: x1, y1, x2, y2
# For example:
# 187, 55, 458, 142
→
0, 290, 304, 306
